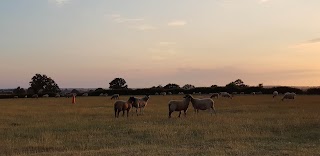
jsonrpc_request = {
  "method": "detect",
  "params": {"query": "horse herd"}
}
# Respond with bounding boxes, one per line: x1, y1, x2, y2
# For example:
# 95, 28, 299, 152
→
113, 91, 296, 118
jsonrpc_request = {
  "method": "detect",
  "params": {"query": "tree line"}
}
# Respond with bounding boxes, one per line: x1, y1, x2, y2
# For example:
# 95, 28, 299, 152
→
1, 73, 320, 98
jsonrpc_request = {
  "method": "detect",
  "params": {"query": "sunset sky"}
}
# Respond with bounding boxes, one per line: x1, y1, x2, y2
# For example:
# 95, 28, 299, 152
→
1, 0, 320, 88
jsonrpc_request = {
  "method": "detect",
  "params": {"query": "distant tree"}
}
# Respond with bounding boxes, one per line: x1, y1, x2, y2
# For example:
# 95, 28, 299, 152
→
306, 88, 320, 94
27, 87, 34, 94
164, 83, 180, 89
226, 82, 237, 89
151, 85, 164, 90
13, 86, 26, 95
182, 84, 195, 90
95, 88, 104, 92
109, 78, 128, 89
156, 85, 163, 88
258, 83, 263, 88
226, 79, 247, 88
211, 85, 218, 88
234, 79, 247, 87
29, 74, 60, 94
71, 89, 80, 94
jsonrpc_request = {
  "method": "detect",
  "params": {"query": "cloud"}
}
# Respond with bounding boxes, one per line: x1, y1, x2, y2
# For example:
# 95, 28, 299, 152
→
49, 0, 70, 6
168, 20, 187, 26
109, 14, 121, 18
115, 18, 144, 23
166, 67, 320, 87
158, 42, 177, 46
307, 38, 320, 43
107, 14, 155, 31
260, 0, 270, 3
149, 48, 178, 61
107, 14, 144, 23
134, 25, 157, 31
288, 38, 320, 49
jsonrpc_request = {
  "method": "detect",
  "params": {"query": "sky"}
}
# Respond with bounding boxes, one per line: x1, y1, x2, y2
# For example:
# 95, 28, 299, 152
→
1, 0, 320, 88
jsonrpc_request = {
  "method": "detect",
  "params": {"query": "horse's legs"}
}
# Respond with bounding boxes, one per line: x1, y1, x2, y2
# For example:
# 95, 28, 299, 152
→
114, 109, 117, 118
127, 110, 129, 117
117, 110, 120, 118
178, 111, 181, 117
122, 110, 125, 116
169, 111, 172, 118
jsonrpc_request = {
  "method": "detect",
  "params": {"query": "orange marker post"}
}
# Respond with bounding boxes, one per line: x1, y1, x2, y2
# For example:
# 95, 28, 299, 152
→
72, 95, 76, 104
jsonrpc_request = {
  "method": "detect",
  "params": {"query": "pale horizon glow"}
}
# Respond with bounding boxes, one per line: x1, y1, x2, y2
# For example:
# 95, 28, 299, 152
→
1, 0, 320, 89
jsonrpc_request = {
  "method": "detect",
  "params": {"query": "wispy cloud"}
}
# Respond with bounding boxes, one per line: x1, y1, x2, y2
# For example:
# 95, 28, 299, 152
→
115, 18, 144, 23
134, 25, 157, 31
109, 14, 121, 18
107, 14, 144, 23
260, 0, 270, 3
149, 48, 178, 61
289, 38, 320, 49
307, 38, 320, 44
49, 0, 70, 6
159, 42, 177, 46
108, 14, 155, 31
168, 20, 187, 26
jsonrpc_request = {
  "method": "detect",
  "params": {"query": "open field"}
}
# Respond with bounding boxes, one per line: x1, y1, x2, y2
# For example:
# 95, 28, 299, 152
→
0, 95, 320, 155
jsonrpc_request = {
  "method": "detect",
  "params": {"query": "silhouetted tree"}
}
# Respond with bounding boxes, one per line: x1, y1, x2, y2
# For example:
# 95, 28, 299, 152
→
306, 88, 320, 94
164, 83, 180, 89
156, 85, 163, 88
27, 87, 34, 94
71, 89, 80, 94
226, 79, 247, 89
211, 85, 218, 88
29, 74, 60, 94
13, 87, 26, 95
95, 88, 104, 92
109, 78, 128, 89
234, 79, 247, 88
226, 82, 237, 89
258, 83, 263, 88
182, 84, 195, 90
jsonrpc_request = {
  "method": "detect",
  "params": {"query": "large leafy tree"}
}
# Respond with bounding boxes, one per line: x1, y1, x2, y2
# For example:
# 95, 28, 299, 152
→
29, 74, 61, 94
109, 78, 128, 89
13, 86, 26, 95
182, 84, 195, 90
71, 89, 80, 94
164, 83, 180, 89
234, 79, 246, 87
226, 79, 248, 88
151, 85, 163, 89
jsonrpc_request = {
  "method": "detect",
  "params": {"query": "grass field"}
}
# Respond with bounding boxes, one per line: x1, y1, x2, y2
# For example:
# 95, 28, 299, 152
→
0, 95, 320, 155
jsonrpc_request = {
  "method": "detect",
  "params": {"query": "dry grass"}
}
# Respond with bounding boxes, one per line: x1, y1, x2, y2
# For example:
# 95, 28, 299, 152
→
0, 95, 319, 155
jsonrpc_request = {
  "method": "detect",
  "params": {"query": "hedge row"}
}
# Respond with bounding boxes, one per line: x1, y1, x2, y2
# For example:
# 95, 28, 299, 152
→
2, 86, 320, 99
